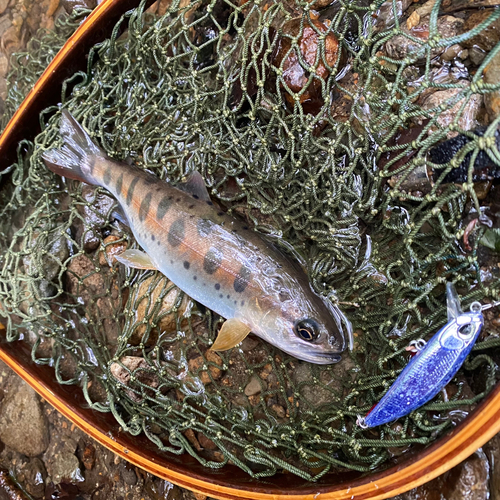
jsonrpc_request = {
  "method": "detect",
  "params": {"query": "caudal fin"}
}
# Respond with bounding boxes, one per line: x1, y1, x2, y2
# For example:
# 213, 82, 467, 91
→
42, 110, 105, 185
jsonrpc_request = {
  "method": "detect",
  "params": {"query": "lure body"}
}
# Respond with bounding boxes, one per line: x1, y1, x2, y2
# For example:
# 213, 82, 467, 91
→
42, 110, 352, 364
363, 284, 484, 428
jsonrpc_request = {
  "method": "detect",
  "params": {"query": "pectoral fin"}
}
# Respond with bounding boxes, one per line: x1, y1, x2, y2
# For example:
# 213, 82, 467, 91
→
211, 318, 252, 351
115, 249, 157, 270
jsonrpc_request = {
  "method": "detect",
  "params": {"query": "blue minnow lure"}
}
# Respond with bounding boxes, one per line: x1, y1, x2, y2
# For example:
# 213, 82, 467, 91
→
358, 283, 488, 428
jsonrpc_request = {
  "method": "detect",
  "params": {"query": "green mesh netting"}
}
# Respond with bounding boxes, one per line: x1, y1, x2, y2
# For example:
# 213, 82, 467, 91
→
1, 0, 500, 480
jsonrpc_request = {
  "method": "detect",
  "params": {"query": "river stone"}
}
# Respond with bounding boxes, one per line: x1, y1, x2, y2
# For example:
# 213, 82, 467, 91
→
394, 449, 490, 499
244, 375, 263, 396
484, 431, 500, 499
484, 49, 500, 119
461, 10, 500, 53
0, 378, 49, 457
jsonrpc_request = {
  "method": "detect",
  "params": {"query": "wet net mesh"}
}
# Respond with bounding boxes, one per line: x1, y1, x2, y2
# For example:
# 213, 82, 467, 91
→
1, 0, 500, 480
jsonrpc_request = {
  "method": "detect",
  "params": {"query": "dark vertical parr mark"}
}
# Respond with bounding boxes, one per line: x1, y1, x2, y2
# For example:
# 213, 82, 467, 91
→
139, 192, 152, 222
126, 177, 140, 206
204, 247, 222, 275
157, 196, 172, 220
103, 167, 112, 185
168, 219, 185, 247
234, 265, 251, 293
116, 173, 124, 195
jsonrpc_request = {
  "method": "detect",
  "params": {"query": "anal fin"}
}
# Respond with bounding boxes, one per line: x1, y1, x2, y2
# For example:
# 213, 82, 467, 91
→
115, 249, 157, 270
211, 318, 252, 351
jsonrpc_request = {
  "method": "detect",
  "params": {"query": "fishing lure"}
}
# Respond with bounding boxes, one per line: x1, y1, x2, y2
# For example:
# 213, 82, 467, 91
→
42, 110, 352, 364
358, 283, 496, 428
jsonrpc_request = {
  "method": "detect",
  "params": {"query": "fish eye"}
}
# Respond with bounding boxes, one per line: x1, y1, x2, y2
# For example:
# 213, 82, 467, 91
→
294, 319, 320, 342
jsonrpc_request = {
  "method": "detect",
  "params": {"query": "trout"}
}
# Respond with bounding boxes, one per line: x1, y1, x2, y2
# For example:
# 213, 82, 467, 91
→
42, 110, 352, 364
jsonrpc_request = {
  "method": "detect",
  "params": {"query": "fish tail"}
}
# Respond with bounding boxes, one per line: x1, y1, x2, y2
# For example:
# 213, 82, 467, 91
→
42, 109, 105, 185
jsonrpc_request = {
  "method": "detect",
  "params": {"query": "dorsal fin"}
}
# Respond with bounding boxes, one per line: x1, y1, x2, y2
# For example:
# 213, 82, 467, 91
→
176, 171, 211, 201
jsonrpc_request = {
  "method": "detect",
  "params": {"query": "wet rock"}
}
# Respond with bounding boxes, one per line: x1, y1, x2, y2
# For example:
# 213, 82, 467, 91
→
0, 378, 49, 457
484, 431, 500, 499
396, 449, 489, 500
244, 375, 264, 396
98, 235, 127, 266
110, 356, 159, 402
184, 429, 202, 452
76, 185, 115, 252
417, 83, 482, 138
120, 463, 137, 486
61, 0, 97, 14
197, 433, 217, 451
22, 224, 70, 303
384, 16, 464, 62
0, 0, 9, 15
461, 10, 500, 53
81, 443, 96, 470
66, 252, 121, 346
44, 436, 84, 484
469, 46, 487, 66
484, 50, 500, 119
0, 16, 12, 38
374, 0, 413, 31
271, 16, 340, 114
129, 275, 191, 346
23, 458, 47, 498
240, 335, 259, 352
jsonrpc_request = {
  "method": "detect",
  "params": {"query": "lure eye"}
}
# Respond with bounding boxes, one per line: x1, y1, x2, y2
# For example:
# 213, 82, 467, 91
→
457, 323, 473, 338
294, 319, 320, 342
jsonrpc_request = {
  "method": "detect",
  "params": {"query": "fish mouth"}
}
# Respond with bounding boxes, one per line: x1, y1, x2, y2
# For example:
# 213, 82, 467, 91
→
300, 351, 342, 365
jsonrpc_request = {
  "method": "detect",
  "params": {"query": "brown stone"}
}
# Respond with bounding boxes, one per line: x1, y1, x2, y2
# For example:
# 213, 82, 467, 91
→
82, 443, 96, 470
98, 235, 127, 266
184, 429, 202, 452
110, 356, 159, 402
271, 17, 340, 114
198, 433, 217, 451
188, 351, 223, 385
462, 9, 500, 52
129, 276, 190, 346
0, 379, 49, 457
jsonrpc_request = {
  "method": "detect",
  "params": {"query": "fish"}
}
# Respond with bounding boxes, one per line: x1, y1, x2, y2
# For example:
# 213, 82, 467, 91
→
359, 283, 484, 428
42, 110, 352, 364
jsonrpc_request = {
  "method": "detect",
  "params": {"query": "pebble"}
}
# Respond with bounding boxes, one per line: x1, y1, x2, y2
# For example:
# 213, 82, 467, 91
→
0, 378, 49, 457
98, 235, 127, 266
384, 16, 464, 62
110, 356, 159, 402
244, 375, 263, 397
187, 351, 223, 385
119, 463, 137, 486
417, 83, 482, 138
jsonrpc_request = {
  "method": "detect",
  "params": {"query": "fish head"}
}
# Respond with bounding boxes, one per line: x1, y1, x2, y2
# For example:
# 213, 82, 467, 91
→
439, 307, 484, 351
260, 291, 352, 364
